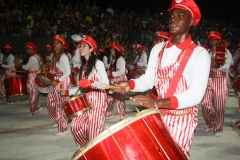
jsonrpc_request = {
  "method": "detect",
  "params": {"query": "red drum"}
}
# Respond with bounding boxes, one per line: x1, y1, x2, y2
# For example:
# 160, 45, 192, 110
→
70, 109, 188, 160
233, 78, 240, 91
62, 94, 92, 120
70, 73, 77, 87
35, 72, 54, 93
4, 75, 28, 102
146, 87, 158, 99
127, 70, 139, 80
211, 46, 226, 65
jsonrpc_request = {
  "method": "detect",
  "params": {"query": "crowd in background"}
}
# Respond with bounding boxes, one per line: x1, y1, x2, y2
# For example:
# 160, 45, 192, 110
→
0, 0, 240, 54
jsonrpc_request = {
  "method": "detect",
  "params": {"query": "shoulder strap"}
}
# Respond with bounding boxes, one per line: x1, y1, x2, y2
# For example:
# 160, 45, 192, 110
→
161, 43, 197, 115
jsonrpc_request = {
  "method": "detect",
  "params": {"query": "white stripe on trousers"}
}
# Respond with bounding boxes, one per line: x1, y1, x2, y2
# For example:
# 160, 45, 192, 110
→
27, 72, 41, 114
71, 88, 108, 147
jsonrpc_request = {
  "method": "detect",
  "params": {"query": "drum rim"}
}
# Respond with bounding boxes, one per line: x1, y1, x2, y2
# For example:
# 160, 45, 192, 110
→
36, 85, 54, 93
71, 108, 160, 159
62, 94, 86, 105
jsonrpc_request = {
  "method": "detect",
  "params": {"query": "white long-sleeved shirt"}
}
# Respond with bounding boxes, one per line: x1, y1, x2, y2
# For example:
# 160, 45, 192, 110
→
22, 54, 41, 71
69, 60, 109, 93
218, 49, 232, 73
1, 53, 15, 69
133, 51, 148, 67
55, 54, 71, 82
112, 57, 126, 77
131, 41, 211, 109
71, 47, 81, 69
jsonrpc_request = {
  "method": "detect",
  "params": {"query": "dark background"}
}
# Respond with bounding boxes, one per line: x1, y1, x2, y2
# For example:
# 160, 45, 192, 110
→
88, 0, 239, 27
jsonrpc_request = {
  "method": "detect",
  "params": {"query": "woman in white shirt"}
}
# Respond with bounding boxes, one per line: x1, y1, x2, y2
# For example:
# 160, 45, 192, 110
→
47, 35, 71, 136
106, 42, 128, 120
61, 35, 109, 147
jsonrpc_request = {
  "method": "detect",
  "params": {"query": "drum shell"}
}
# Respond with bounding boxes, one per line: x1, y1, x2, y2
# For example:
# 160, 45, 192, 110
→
4, 75, 28, 102
211, 46, 226, 65
35, 72, 54, 93
62, 94, 91, 119
71, 109, 188, 160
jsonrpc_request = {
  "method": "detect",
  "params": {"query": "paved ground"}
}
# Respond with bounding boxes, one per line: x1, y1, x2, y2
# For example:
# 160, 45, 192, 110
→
0, 89, 240, 160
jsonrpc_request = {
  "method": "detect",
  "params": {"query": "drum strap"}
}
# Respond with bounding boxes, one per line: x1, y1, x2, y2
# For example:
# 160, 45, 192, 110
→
161, 43, 197, 115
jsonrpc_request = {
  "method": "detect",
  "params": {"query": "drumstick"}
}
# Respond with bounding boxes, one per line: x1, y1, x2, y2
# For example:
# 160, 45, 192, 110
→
74, 87, 81, 97
79, 79, 121, 90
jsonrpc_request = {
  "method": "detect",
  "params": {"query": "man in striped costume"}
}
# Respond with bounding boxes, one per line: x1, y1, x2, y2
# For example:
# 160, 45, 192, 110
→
116, 0, 210, 157
201, 31, 232, 137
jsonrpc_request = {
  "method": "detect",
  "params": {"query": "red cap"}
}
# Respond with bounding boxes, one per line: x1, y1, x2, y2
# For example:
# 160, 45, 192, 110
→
109, 41, 114, 47
237, 42, 240, 47
156, 31, 171, 40
201, 44, 208, 50
221, 40, 230, 48
98, 48, 106, 53
207, 31, 222, 40
135, 44, 143, 50
111, 42, 124, 54
45, 44, 52, 49
167, 0, 201, 26
52, 35, 66, 45
25, 42, 38, 52
142, 46, 148, 52
4, 44, 12, 50
79, 35, 97, 52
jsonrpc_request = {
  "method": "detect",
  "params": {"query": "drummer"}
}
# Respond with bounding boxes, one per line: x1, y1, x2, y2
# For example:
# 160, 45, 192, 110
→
201, 31, 232, 137
60, 35, 109, 147
106, 42, 128, 121
0, 44, 16, 103
115, 0, 210, 156
19, 42, 42, 116
128, 44, 148, 76
42, 44, 54, 69
46, 35, 71, 136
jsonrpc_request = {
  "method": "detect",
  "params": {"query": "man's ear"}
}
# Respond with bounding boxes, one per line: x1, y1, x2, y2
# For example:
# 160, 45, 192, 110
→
189, 17, 195, 27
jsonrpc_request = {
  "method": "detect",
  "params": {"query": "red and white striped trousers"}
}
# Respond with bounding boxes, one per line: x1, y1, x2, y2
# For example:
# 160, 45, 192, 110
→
71, 88, 108, 147
201, 76, 229, 133
27, 71, 41, 114
107, 74, 127, 120
47, 74, 70, 132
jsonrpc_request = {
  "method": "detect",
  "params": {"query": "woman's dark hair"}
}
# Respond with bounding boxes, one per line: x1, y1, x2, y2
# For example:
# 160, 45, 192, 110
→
52, 43, 64, 65
110, 48, 122, 71
98, 51, 106, 61
79, 44, 97, 78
